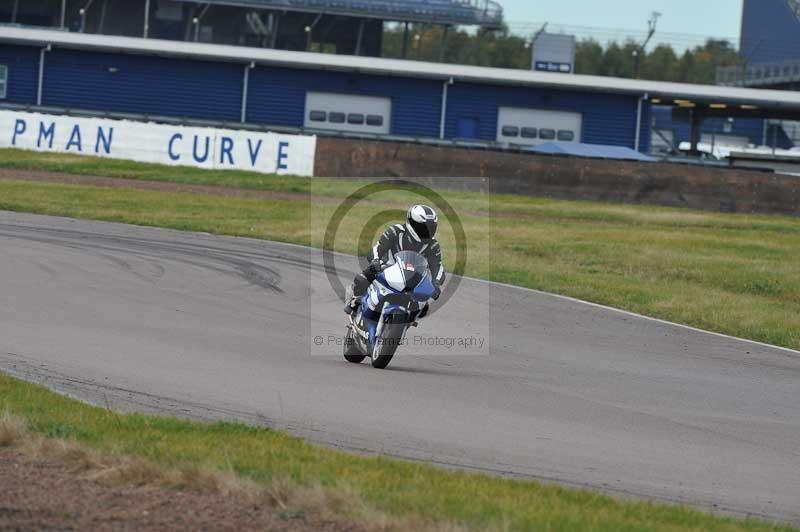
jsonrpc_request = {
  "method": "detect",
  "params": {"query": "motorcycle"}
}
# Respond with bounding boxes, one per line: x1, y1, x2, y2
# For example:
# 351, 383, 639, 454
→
344, 250, 437, 369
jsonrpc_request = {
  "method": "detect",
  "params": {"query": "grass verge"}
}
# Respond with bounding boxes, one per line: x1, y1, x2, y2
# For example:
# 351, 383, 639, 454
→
0, 149, 799, 349
0, 373, 794, 531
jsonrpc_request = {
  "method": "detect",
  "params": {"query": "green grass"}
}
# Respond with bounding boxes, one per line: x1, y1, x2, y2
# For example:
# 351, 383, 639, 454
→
1, 149, 798, 350
0, 148, 315, 193
0, 373, 793, 531
0, 150, 798, 530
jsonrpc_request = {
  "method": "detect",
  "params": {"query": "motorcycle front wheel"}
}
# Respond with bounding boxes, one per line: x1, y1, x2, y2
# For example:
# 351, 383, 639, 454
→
371, 323, 405, 369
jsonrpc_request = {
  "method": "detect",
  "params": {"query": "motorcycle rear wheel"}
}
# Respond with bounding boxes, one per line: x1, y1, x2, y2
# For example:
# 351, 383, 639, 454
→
343, 327, 366, 364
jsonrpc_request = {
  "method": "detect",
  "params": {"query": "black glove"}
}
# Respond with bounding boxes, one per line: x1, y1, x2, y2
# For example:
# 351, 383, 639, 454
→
365, 259, 384, 275
361, 259, 385, 282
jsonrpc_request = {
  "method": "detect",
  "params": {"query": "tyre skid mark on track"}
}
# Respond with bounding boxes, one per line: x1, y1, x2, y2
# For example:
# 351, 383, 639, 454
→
0, 224, 286, 293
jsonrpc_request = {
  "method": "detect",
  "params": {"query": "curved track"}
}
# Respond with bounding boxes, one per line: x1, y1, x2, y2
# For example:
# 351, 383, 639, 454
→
0, 211, 798, 525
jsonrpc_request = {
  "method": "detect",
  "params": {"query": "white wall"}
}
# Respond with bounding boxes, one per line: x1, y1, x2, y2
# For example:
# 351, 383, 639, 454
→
304, 92, 391, 135
0, 110, 317, 176
496, 107, 583, 146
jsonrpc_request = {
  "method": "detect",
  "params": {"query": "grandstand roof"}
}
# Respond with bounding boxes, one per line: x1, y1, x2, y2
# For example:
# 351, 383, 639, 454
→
170, 0, 504, 27
5, 26, 800, 116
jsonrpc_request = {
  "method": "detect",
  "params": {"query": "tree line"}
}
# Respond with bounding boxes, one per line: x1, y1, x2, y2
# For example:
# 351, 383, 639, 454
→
381, 25, 741, 85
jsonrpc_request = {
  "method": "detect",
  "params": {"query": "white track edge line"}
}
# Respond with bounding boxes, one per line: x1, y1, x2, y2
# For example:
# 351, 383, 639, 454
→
466, 276, 800, 356
264, 235, 800, 357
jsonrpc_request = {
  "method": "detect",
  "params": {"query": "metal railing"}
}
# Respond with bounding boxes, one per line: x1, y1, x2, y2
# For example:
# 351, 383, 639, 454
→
172, 0, 504, 27
716, 59, 800, 86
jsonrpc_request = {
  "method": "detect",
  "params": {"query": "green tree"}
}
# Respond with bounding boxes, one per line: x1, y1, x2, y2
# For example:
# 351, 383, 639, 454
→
379, 25, 738, 86
641, 44, 679, 81
575, 39, 604, 75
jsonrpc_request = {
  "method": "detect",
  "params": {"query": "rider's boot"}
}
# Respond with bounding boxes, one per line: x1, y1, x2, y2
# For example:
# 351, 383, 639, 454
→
343, 284, 360, 315
344, 298, 360, 315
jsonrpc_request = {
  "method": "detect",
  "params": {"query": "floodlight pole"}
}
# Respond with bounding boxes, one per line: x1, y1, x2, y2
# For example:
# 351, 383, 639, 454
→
634, 11, 661, 78
11, 0, 18, 23
60, 0, 67, 28
528, 22, 548, 69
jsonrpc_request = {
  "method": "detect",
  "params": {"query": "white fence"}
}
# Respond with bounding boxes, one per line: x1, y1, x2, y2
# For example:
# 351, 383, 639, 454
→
0, 110, 317, 177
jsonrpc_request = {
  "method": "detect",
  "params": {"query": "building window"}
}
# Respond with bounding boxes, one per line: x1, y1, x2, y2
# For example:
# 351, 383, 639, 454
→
309, 110, 327, 122
501, 126, 520, 137
0, 65, 7, 99
366, 115, 384, 127
347, 113, 365, 125
520, 127, 538, 139
539, 128, 556, 140
557, 130, 575, 141
329, 112, 346, 124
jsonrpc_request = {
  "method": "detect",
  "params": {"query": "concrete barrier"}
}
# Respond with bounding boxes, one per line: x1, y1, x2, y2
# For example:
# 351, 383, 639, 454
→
315, 137, 800, 216
1, 110, 317, 177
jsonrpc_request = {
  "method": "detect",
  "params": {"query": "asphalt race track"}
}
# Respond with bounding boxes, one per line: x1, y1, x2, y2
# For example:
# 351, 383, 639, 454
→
0, 211, 798, 525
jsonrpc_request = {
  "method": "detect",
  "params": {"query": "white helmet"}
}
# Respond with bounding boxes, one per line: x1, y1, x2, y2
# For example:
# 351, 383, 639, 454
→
406, 205, 438, 241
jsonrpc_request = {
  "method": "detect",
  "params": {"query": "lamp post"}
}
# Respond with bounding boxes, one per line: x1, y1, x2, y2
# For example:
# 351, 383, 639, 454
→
192, 4, 210, 42
633, 11, 661, 79
79, 0, 95, 33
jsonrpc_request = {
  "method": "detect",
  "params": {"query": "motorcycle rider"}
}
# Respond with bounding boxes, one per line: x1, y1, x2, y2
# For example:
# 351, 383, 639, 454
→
344, 204, 445, 317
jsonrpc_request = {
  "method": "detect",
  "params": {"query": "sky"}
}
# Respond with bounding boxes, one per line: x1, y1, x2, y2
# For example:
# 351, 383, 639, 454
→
499, 0, 744, 49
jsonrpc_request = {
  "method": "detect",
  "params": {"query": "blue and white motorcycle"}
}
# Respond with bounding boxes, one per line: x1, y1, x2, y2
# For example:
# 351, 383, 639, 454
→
344, 250, 437, 369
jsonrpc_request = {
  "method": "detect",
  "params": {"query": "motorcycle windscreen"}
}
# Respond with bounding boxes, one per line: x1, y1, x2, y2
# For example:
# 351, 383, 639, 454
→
393, 250, 430, 292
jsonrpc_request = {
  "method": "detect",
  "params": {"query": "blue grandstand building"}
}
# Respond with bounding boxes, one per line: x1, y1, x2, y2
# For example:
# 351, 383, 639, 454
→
716, 0, 800, 89
2, 6, 800, 159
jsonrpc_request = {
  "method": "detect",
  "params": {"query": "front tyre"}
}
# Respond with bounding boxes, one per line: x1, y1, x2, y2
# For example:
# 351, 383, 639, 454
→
343, 327, 366, 364
371, 323, 404, 369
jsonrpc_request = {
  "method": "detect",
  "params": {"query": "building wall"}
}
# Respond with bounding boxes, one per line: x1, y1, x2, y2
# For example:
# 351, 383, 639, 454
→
0, 45, 41, 105
741, 0, 800, 64
0, 41, 649, 151
445, 82, 648, 150
42, 48, 244, 121
247, 66, 443, 138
